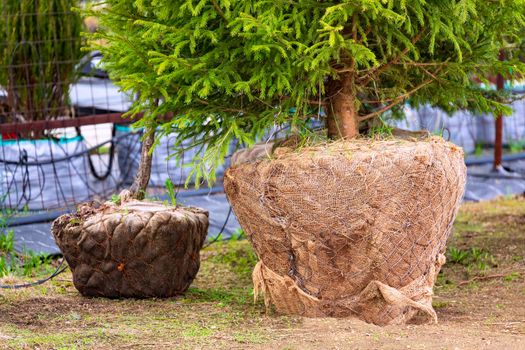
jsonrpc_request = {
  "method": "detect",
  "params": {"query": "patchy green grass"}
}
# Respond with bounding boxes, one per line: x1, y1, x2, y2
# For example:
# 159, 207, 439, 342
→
438, 197, 525, 286
1, 225, 57, 279
433, 196, 525, 337
0, 240, 300, 349
0, 197, 524, 349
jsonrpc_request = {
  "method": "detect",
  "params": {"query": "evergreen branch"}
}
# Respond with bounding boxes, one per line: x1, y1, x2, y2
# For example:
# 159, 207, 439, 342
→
282, 95, 326, 106
357, 26, 372, 44
352, 13, 358, 42
362, 64, 446, 104
195, 98, 244, 113
419, 66, 439, 81
210, 0, 228, 22
359, 28, 426, 86
306, 99, 326, 106
397, 62, 450, 67
358, 78, 434, 122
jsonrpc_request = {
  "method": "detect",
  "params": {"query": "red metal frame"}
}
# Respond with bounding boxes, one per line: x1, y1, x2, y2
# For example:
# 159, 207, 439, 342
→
493, 51, 506, 170
0, 113, 132, 136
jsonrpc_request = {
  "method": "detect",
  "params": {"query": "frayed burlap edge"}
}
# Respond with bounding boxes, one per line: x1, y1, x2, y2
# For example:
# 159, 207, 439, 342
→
253, 260, 321, 316
253, 256, 444, 326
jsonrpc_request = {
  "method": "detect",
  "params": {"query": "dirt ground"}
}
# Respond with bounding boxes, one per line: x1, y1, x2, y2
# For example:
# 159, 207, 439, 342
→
0, 197, 524, 349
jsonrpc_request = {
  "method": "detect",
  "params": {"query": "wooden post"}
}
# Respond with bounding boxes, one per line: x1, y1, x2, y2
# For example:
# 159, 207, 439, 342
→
493, 52, 505, 171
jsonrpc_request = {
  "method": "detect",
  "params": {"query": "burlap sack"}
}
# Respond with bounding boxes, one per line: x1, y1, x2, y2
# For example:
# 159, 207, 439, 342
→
52, 196, 208, 298
224, 137, 466, 326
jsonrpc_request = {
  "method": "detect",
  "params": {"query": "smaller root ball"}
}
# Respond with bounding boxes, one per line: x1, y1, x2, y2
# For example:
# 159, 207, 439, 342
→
52, 200, 208, 298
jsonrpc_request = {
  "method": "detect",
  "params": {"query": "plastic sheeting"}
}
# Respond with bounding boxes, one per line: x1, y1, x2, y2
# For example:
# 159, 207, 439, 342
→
393, 100, 525, 154
115, 125, 237, 187
0, 136, 119, 211
395, 106, 478, 154
475, 100, 525, 145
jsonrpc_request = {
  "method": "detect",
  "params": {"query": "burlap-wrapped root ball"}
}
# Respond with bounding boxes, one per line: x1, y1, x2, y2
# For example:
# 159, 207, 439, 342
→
224, 137, 466, 326
52, 197, 208, 298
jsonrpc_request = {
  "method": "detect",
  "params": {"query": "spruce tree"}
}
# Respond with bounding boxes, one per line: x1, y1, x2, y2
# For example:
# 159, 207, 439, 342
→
88, 0, 525, 184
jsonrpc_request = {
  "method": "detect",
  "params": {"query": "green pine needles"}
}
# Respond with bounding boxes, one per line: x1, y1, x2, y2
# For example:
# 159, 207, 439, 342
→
88, 0, 525, 185
0, 0, 82, 122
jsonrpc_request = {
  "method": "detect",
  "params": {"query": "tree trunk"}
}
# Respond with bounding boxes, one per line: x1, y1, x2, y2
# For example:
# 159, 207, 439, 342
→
129, 127, 155, 200
326, 73, 359, 139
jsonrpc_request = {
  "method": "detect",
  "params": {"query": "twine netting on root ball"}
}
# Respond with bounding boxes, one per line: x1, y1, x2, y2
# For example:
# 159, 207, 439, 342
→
224, 137, 466, 326
52, 196, 208, 298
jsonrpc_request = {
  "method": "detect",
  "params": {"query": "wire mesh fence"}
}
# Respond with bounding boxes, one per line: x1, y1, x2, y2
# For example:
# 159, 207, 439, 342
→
393, 99, 525, 154
0, 1, 524, 218
0, 0, 126, 213
0, 0, 82, 124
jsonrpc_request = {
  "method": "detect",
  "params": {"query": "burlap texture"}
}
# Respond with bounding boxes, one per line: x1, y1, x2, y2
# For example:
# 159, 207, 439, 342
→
224, 137, 466, 326
52, 198, 208, 298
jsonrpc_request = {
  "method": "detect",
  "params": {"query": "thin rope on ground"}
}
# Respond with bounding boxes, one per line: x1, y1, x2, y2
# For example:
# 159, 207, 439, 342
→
0, 258, 67, 289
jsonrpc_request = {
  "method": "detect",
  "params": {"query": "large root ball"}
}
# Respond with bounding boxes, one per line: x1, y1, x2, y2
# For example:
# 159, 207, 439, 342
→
52, 200, 208, 298
224, 137, 466, 326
